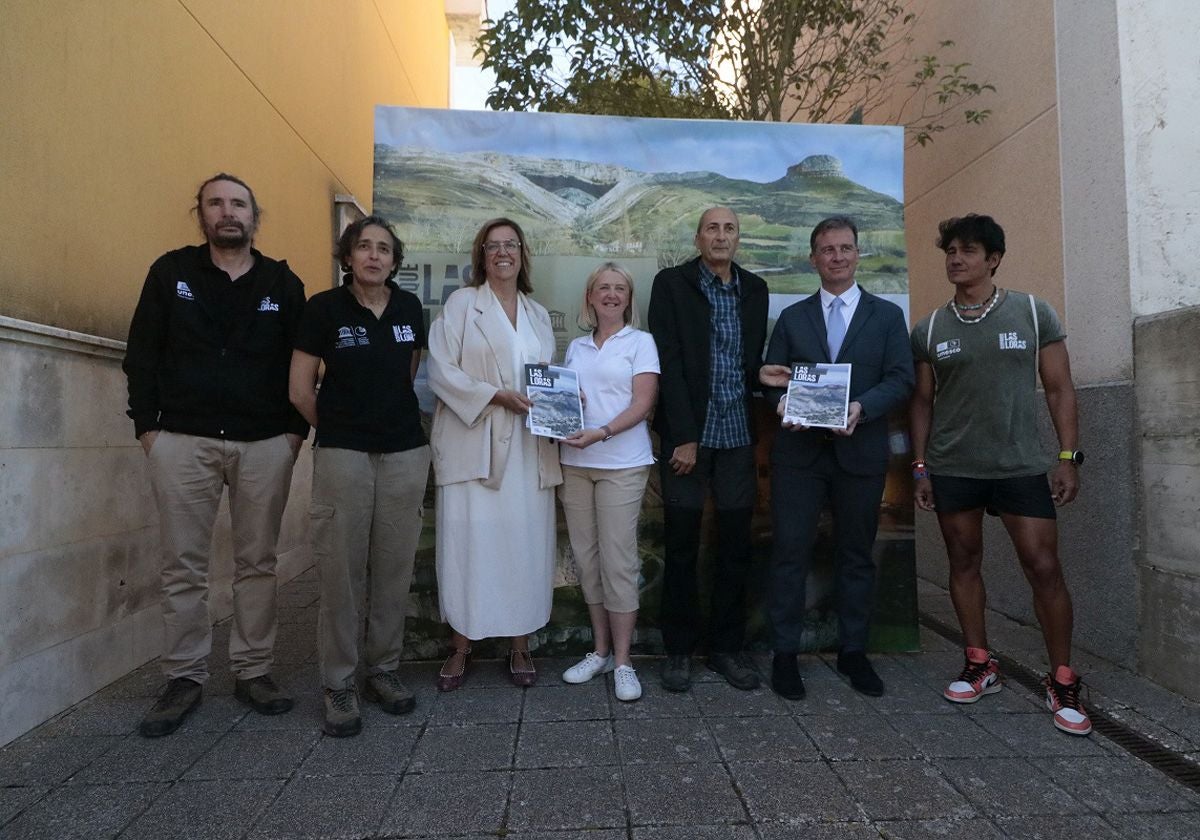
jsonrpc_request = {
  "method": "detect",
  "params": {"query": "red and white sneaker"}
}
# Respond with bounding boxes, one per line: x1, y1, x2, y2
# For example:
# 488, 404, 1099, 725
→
1045, 665, 1092, 736
943, 647, 1003, 704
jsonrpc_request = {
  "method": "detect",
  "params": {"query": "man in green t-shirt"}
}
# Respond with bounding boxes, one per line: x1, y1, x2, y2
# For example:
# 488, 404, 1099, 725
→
909, 214, 1091, 736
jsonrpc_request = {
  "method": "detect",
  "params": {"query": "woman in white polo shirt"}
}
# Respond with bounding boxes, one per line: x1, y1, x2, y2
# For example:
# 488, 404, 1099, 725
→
558, 262, 659, 701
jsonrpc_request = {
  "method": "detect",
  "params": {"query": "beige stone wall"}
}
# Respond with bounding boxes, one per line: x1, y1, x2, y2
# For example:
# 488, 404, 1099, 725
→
0, 318, 316, 746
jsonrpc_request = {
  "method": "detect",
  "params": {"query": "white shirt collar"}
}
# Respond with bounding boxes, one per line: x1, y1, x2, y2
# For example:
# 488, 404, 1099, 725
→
582, 323, 634, 348
819, 282, 861, 309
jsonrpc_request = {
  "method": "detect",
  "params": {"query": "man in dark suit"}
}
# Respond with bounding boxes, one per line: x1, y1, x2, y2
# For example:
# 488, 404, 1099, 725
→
648, 206, 769, 693
759, 216, 914, 700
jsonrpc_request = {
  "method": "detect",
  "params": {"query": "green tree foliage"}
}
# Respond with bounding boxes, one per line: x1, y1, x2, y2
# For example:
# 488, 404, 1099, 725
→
478, 0, 995, 146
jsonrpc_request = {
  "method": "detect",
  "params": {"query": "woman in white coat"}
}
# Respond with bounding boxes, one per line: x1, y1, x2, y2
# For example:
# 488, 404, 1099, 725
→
426, 217, 562, 689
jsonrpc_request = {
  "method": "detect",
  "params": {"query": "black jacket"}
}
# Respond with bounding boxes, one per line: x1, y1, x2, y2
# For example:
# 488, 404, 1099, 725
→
647, 257, 769, 447
123, 245, 309, 441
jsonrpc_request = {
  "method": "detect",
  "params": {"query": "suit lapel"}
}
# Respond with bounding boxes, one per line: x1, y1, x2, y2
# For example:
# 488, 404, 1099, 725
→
838, 292, 874, 361
472, 285, 517, 389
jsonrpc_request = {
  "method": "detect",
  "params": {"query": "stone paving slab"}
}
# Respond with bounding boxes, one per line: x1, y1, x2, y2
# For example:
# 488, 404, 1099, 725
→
379, 769, 510, 836
517, 719, 618, 768
623, 761, 746, 826
3, 569, 1200, 839
708, 714, 821, 763
1, 782, 167, 840
874, 818, 1006, 839
615, 716, 721, 764
117, 779, 284, 840
730, 759, 859, 824
832, 759, 977, 822
247, 774, 396, 840
182, 729, 319, 781
508, 765, 626, 831
938, 756, 1088, 818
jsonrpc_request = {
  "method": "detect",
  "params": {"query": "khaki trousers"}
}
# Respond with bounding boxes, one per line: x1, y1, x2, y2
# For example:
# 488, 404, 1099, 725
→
558, 464, 649, 613
310, 445, 430, 690
148, 431, 295, 683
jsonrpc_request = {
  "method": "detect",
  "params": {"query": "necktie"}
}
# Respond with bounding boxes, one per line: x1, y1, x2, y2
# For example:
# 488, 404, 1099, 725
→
827, 296, 847, 360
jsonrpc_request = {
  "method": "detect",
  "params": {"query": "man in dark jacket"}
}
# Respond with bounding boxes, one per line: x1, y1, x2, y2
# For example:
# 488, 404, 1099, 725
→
647, 206, 768, 692
124, 173, 308, 736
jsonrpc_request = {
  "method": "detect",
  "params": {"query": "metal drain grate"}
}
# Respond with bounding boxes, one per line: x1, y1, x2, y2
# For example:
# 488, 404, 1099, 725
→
919, 613, 1200, 793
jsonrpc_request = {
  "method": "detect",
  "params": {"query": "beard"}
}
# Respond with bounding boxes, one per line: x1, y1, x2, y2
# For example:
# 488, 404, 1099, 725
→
205, 218, 252, 248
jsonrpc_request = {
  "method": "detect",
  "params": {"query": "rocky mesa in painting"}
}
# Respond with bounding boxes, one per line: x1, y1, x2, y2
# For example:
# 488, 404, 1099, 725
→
374, 146, 906, 294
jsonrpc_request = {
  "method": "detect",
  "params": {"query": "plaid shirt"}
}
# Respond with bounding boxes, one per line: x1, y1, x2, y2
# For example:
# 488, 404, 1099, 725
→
699, 261, 750, 448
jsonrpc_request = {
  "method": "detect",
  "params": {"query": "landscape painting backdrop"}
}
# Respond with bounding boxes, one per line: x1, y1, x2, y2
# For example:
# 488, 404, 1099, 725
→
373, 107, 917, 659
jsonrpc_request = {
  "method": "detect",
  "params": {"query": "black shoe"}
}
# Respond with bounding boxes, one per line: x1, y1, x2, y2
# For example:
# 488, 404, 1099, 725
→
139, 677, 203, 737
661, 655, 692, 693
707, 652, 761, 691
771, 653, 806, 700
837, 651, 884, 697
234, 674, 294, 715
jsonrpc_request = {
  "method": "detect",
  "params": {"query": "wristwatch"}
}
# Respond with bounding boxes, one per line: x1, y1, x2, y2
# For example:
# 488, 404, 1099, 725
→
1058, 450, 1085, 465
601, 425, 614, 442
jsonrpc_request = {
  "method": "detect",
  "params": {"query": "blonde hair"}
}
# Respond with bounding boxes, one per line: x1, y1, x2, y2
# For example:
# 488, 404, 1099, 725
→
577, 261, 639, 331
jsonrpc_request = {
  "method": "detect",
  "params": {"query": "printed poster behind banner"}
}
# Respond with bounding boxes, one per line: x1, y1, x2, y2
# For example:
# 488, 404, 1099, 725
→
783, 363, 851, 429
373, 106, 916, 658
525, 364, 584, 439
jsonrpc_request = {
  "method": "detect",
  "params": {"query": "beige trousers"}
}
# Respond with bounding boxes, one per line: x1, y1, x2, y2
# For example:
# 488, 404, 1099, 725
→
558, 464, 650, 613
147, 431, 295, 683
310, 445, 430, 690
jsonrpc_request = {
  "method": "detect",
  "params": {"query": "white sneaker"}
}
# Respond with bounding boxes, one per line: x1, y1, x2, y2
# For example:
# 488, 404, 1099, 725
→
562, 652, 614, 684
613, 665, 642, 702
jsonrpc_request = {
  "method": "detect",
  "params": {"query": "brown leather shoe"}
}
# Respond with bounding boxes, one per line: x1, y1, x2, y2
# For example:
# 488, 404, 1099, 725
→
437, 647, 471, 692
509, 649, 537, 687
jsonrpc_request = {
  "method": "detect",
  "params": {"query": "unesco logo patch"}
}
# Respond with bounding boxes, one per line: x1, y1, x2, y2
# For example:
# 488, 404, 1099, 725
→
935, 338, 961, 360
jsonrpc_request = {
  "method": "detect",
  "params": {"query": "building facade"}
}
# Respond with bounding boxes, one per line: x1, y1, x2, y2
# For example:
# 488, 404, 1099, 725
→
0, 0, 484, 746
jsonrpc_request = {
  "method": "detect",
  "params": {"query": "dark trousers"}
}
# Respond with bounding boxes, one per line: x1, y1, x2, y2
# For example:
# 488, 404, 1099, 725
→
769, 450, 886, 654
658, 445, 756, 655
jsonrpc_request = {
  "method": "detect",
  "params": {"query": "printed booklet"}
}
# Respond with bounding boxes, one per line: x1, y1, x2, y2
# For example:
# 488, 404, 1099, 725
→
525, 364, 584, 439
782, 363, 851, 429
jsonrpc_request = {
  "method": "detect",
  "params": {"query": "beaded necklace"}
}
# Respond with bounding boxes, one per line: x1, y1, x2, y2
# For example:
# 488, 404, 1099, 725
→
948, 287, 1003, 324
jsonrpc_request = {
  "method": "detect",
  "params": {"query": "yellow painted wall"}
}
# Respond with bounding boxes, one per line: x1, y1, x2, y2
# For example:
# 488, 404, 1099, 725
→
0, 0, 451, 339
874, 0, 1065, 327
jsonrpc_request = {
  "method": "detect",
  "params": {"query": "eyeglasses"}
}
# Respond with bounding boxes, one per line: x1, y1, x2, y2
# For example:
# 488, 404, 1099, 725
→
817, 244, 857, 257
484, 239, 521, 254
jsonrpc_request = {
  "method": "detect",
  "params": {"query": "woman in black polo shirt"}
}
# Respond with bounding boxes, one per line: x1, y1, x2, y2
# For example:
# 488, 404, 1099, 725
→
289, 215, 429, 738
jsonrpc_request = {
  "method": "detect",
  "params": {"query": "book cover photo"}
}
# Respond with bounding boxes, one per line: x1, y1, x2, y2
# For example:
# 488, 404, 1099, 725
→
525, 363, 584, 439
782, 363, 851, 429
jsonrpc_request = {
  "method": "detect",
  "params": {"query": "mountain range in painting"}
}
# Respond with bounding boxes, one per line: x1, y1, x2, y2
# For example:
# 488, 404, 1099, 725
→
374, 145, 906, 293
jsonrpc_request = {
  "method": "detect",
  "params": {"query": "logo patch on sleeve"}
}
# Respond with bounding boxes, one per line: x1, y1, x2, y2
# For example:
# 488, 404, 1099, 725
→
935, 338, 961, 360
